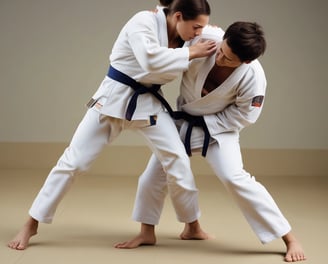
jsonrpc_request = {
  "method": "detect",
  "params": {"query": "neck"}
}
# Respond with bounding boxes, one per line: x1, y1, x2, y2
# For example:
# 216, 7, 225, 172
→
214, 64, 237, 73
166, 15, 183, 48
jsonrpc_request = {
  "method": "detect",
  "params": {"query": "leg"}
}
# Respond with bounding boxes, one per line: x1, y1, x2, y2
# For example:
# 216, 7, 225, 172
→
205, 136, 305, 261
132, 154, 169, 226
116, 112, 206, 249
137, 111, 200, 224
116, 152, 208, 249
205, 138, 291, 243
28, 110, 118, 223
114, 154, 167, 249
8, 109, 120, 250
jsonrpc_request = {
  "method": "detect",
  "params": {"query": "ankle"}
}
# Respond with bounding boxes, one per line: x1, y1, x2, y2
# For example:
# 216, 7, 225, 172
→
187, 220, 200, 231
282, 232, 298, 245
140, 223, 155, 235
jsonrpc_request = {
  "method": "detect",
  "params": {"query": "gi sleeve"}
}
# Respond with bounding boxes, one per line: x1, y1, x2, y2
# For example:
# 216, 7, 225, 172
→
126, 12, 189, 74
205, 65, 267, 135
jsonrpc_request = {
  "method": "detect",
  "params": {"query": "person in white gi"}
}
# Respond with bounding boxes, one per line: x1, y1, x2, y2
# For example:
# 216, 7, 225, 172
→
115, 22, 306, 262
7, 0, 218, 250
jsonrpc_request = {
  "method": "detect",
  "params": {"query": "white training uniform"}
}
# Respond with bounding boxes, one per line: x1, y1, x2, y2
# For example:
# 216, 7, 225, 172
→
132, 25, 291, 244
29, 8, 200, 224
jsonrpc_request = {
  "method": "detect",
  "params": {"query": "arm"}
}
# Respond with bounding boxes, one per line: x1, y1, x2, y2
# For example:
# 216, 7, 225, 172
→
205, 65, 267, 134
127, 12, 216, 73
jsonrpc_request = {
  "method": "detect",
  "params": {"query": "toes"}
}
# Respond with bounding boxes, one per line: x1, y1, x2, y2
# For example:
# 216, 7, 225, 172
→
17, 244, 27, 250
7, 242, 14, 249
8, 241, 20, 250
8, 241, 17, 249
114, 242, 124, 248
114, 242, 130, 249
285, 253, 306, 262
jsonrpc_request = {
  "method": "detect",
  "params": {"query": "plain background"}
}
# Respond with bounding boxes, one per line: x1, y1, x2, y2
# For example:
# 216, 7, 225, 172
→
0, 2, 327, 263
0, 0, 327, 149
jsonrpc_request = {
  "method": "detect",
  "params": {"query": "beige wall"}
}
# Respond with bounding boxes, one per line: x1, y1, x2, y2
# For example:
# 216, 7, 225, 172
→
0, 0, 327, 149
1, 143, 327, 177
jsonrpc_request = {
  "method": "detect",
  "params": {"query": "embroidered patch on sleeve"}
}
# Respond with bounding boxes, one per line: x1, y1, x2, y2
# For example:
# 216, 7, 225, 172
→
149, 115, 157, 126
251, 96, 264, 107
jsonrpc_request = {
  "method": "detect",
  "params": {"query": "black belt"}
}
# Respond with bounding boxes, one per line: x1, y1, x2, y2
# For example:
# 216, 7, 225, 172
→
173, 111, 210, 157
108, 65, 174, 120
107, 65, 210, 157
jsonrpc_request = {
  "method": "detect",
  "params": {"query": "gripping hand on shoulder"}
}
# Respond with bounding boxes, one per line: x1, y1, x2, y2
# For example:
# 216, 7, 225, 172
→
188, 40, 217, 60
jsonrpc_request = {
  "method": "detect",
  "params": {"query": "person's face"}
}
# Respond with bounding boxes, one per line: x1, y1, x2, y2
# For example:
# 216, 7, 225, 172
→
215, 39, 243, 68
176, 14, 209, 41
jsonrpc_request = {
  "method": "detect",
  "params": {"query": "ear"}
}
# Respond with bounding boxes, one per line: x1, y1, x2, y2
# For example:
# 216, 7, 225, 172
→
174, 11, 183, 21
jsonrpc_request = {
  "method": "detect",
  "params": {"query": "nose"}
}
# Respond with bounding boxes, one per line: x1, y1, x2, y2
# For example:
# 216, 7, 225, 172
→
194, 28, 202, 37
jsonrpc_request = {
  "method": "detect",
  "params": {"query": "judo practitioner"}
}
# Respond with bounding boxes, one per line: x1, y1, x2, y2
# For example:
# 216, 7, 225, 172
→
8, 0, 218, 250
115, 22, 306, 262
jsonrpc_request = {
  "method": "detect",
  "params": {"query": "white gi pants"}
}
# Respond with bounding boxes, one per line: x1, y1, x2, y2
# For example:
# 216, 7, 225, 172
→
132, 133, 291, 244
29, 108, 200, 224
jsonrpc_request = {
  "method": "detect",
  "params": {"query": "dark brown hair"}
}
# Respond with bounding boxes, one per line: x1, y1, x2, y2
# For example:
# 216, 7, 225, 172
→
159, 0, 173, 6
223, 22, 266, 62
160, 0, 211, 20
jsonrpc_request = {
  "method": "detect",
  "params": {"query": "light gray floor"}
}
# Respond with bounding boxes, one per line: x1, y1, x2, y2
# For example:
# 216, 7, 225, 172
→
1, 169, 326, 264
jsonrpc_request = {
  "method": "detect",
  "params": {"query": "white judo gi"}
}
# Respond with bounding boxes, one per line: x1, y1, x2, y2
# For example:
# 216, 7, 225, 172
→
29, 8, 200, 224
132, 26, 292, 244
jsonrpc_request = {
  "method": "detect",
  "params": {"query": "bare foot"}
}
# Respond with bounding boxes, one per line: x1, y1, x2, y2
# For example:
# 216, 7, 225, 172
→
7, 217, 39, 250
180, 220, 214, 240
114, 233, 156, 249
115, 223, 156, 249
283, 232, 306, 262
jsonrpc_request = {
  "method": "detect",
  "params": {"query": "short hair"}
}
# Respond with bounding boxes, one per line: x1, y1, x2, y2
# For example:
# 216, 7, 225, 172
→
159, 0, 172, 6
223, 22, 266, 62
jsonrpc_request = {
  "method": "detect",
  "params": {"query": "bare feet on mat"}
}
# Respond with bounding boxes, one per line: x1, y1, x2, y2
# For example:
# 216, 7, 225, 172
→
114, 233, 156, 249
180, 220, 214, 240
283, 232, 306, 262
115, 223, 156, 249
7, 217, 39, 250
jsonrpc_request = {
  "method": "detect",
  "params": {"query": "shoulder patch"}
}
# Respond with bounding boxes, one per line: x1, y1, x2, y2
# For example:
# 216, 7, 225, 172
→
251, 95, 264, 107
